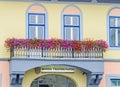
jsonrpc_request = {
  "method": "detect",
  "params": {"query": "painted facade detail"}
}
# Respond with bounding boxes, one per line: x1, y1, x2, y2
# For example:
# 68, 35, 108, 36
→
11, 74, 24, 87
88, 74, 102, 86
27, 4, 47, 39
10, 58, 104, 87
0, 1, 120, 87
31, 75, 76, 87
108, 8, 120, 48
62, 5, 81, 40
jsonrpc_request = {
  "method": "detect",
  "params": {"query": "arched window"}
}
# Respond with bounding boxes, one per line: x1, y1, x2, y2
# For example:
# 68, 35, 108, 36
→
31, 75, 76, 87
62, 5, 81, 40
108, 8, 120, 47
27, 4, 47, 39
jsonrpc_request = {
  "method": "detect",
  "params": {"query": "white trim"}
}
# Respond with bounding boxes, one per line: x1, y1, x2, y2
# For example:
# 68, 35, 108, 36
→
115, 29, 118, 46
115, 18, 118, 46
36, 27, 38, 38
35, 16, 38, 38
71, 17, 73, 40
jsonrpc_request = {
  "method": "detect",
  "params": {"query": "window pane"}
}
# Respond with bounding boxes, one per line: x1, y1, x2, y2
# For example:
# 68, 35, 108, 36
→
29, 26, 36, 39
65, 27, 71, 40
38, 26, 44, 39
118, 18, 120, 27
64, 15, 80, 40
111, 80, 117, 86
38, 15, 44, 24
56, 75, 66, 84
31, 75, 75, 87
118, 30, 120, 46
73, 28, 79, 40
73, 16, 79, 26
110, 18, 115, 27
68, 80, 75, 87
110, 29, 116, 46
29, 15, 36, 24
65, 16, 71, 25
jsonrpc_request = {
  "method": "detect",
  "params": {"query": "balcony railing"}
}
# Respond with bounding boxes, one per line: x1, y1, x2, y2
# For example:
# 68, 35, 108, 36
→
10, 47, 103, 58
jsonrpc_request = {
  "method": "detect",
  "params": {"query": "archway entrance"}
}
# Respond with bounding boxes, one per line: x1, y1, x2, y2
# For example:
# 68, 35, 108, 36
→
31, 75, 76, 87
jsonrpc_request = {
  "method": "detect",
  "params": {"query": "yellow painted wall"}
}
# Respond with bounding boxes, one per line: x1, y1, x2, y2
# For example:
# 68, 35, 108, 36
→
0, 2, 30, 58
0, 1, 119, 59
23, 68, 86, 87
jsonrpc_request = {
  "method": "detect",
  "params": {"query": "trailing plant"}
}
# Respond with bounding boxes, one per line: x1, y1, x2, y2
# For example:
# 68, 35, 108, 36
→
4, 38, 108, 52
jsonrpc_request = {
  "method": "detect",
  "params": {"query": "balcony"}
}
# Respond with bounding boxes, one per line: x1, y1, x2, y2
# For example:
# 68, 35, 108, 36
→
9, 38, 105, 87
5, 38, 108, 59
10, 47, 103, 58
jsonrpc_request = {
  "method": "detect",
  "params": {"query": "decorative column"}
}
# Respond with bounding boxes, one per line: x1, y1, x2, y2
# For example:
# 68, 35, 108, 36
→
87, 73, 103, 87
10, 74, 24, 87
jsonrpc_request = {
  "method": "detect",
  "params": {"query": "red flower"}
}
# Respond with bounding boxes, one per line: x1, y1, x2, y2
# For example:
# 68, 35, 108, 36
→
4, 38, 108, 52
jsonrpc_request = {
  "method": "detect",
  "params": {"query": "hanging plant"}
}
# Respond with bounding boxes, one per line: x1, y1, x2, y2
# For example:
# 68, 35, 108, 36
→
4, 38, 108, 52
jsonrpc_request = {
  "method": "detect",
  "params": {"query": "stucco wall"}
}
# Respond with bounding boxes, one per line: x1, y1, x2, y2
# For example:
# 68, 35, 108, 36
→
0, 2, 119, 59
23, 68, 86, 87
99, 62, 120, 87
0, 61, 9, 87
0, 1, 119, 57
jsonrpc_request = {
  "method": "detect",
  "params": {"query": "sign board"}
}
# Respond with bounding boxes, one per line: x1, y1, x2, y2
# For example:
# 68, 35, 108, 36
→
41, 67, 74, 73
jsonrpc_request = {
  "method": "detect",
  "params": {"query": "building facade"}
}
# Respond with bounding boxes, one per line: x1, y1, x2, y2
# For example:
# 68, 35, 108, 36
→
0, 0, 120, 87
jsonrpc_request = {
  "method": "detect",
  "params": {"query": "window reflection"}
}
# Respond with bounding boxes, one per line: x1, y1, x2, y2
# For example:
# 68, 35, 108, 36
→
31, 75, 76, 87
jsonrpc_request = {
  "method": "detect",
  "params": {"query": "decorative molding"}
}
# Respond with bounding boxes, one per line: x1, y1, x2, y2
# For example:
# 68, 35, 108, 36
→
11, 74, 24, 86
104, 59, 120, 62
91, 0, 97, 3
35, 67, 41, 74
11, 57, 103, 61
10, 58, 104, 87
95, 74, 102, 84
1, 0, 120, 5
18, 74, 24, 84
88, 74, 103, 86
0, 58, 10, 61
88, 74, 96, 85
10, 58, 120, 62
11, 74, 17, 85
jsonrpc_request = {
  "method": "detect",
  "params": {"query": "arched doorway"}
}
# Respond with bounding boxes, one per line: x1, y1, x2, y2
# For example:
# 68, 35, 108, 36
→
31, 75, 76, 87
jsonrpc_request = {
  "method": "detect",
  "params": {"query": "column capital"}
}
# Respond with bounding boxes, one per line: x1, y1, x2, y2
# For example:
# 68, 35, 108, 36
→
11, 74, 17, 85
88, 73, 103, 87
10, 74, 24, 87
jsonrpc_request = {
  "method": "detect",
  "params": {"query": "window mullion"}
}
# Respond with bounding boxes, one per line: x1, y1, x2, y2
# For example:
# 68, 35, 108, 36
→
115, 18, 118, 46
117, 80, 118, 87
71, 17, 73, 40
36, 16, 38, 39
115, 29, 118, 46
36, 15, 38, 24
116, 18, 118, 27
